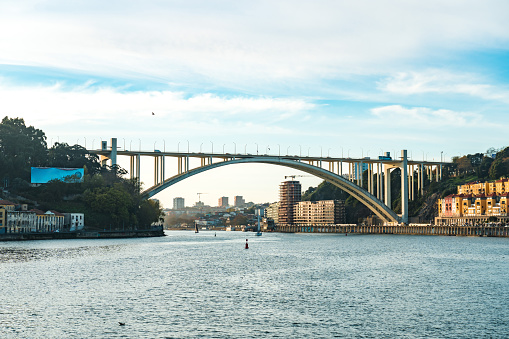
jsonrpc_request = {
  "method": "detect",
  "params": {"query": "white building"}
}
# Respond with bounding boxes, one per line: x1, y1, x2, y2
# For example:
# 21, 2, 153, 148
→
64, 213, 85, 231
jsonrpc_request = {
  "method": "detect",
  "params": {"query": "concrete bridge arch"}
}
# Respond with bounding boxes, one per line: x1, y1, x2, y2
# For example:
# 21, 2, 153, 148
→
141, 157, 401, 224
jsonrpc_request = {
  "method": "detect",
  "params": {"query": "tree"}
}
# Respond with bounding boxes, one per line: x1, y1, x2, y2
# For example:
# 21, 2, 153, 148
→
0, 117, 47, 183
48, 142, 101, 174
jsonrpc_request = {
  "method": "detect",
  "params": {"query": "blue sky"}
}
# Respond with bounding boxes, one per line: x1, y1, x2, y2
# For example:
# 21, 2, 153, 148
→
1, 0, 509, 208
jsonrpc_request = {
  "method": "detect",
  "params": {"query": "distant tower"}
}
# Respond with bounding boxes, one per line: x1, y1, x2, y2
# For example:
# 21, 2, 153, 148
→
218, 196, 229, 208
278, 180, 301, 224
173, 197, 185, 209
234, 196, 245, 207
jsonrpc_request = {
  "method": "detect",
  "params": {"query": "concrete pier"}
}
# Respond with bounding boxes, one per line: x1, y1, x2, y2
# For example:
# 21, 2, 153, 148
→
276, 224, 509, 237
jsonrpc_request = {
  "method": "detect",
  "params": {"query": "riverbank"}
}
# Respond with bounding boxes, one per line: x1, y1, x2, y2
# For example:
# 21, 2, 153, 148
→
277, 224, 509, 237
0, 227, 165, 241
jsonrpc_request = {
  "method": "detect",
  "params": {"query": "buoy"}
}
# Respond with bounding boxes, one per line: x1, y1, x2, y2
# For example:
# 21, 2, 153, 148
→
245, 239, 249, 249
119, 322, 125, 326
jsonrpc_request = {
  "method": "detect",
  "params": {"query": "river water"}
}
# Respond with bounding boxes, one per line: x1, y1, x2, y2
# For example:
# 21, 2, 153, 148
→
1, 231, 508, 338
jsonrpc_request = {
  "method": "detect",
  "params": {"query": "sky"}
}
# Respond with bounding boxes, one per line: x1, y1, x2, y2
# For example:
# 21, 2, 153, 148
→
1, 0, 509, 208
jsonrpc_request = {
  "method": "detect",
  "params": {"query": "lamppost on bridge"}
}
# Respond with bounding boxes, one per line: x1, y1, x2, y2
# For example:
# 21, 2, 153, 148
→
223, 144, 226, 154
163, 140, 166, 152
84, 137, 86, 149
138, 139, 141, 151
233, 142, 236, 154
153, 141, 157, 151
210, 141, 213, 154
321, 146, 323, 158
130, 140, 132, 151
255, 143, 259, 155
278, 144, 280, 157
123, 138, 125, 151
187, 140, 189, 153
299, 145, 302, 157
178, 142, 180, 153
361, 147, 363, 158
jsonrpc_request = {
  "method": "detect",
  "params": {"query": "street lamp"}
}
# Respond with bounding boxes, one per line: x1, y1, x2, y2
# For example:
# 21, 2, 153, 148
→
187, 140, 189, 153
299, 145, 302, 157
130, 140, 132, 151
138, 138, 141, 151
233, 142, 236, 154
278, 144, 280, 156
123, 138, 125, 151
441, 151, 443, 162
178, 142, 180, 153
255, 143, 259, 155
308, 147, 310, 157
163, 140, 166, 152
210, 141, 213, 153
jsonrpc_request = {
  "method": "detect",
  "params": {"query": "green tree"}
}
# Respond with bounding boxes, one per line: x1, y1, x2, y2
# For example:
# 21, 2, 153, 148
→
48, 142, 101, 174
0, 117, 47, 183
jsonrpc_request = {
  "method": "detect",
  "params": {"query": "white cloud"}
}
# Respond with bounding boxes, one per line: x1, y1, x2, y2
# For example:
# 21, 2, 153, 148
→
379, 70, 509, 103
370, 105, 484, 127
0, 82, 314, 138
1, 0, 509, 86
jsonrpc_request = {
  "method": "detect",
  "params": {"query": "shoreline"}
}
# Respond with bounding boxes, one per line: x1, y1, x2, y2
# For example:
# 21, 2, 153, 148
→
0, 228, 165, 241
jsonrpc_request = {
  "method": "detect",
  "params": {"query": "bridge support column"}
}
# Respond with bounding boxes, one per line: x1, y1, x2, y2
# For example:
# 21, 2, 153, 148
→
384, 166, 391, 208
110, 138, 117, 167
400, 150, 408, 224
136, 154, 140, 181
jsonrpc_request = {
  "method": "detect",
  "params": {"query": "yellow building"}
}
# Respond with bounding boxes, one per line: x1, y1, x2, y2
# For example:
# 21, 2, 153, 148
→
0, 208, 5, 233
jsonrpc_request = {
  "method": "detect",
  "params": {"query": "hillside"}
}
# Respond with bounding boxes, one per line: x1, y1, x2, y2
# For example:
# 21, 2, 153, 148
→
302, 147, 509, 223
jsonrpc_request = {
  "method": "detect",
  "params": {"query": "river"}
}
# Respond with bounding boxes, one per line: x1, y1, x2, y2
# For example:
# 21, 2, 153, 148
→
1, 231, 508, 338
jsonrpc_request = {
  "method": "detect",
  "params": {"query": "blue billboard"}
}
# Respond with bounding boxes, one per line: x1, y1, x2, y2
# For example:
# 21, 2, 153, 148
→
31, 167, 84, 184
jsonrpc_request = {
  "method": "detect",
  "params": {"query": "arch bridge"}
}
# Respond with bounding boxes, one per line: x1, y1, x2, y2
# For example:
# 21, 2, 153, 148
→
90, 138, 448, 225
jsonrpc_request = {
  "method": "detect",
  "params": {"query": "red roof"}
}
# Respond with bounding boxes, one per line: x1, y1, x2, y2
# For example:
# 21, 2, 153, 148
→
49, 210, 64, 216
29, 209, 46, 215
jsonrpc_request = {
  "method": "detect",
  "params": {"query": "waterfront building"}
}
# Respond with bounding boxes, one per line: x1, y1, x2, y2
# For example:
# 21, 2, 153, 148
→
437, 179, 509, 224
265, 202, 279, 223
278, 180, 301, 224
64, 213, 85, 231
0, 208, 6, 233
294, 200, 346, 225
0, 200, 16, 211
234, 196, 245, 207
173, 197, 185, 209
218, 196, 229, 208
5, 210, 37, 233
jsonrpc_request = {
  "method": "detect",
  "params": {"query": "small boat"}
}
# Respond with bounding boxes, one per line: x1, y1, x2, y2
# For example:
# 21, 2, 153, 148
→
194, 221, 199, 233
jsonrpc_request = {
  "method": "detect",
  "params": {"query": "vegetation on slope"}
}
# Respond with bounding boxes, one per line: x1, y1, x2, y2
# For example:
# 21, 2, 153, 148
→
0, 116, 162, 230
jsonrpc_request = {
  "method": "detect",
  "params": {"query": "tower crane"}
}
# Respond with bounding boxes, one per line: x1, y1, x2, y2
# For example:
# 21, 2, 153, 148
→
285, 175, 312, 180
197, 192, 208, 203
